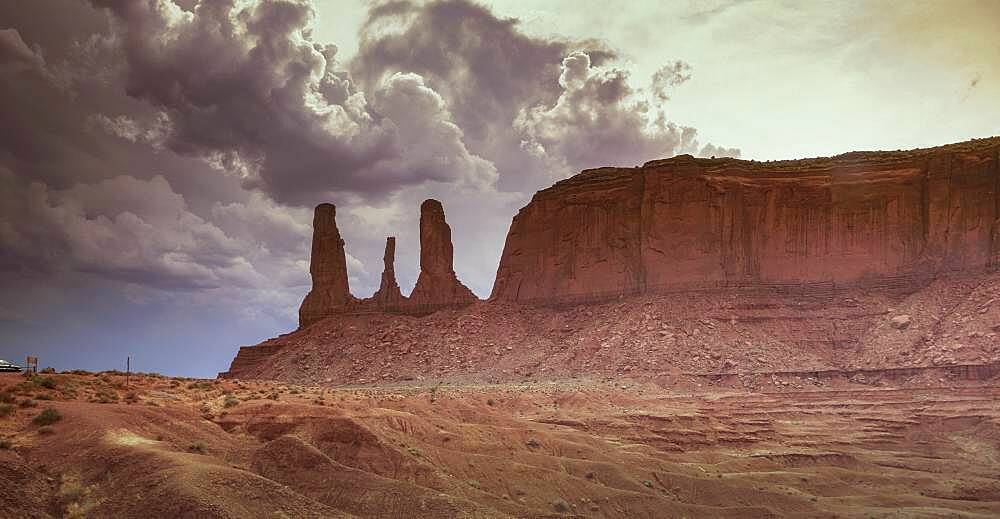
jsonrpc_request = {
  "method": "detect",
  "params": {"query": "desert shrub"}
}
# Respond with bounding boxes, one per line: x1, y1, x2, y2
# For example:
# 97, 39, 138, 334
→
58, 475, 97, 519
0, 391, 14, 404
11, 382, 35, 395
59, 477, 86, 503
91, 390, 118, 404
37, 426, 54, 435
66, 369, 93, 376
222, 396, 239, 408
0, 404, 13, 417
188, 442, 206, 454
33, 376, 57, 389
123, 391, 139, 404
266, 392, 279, 400
35, 394, 53, 401
0, 438, 11, 449
32, 408, 62, 426
19, 399, 36, 408
40, 367, 56, 374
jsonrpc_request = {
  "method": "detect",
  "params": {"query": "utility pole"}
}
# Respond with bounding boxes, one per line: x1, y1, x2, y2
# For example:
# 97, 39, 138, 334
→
126, 356, 130, 387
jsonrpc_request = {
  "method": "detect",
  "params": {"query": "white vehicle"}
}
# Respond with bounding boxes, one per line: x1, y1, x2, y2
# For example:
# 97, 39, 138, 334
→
0, 359, 22, 372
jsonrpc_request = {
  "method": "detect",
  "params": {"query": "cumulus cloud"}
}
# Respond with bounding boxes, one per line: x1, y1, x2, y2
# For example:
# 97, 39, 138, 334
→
651, 61, 692, 101
352, 0, 737, 190
88, 0, 497, 205
0, 168, 307, 291
514, 50, 736, 176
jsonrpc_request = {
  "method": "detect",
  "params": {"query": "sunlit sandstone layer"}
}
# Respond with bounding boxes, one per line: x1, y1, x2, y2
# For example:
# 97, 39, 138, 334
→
492, 138, 1000, 304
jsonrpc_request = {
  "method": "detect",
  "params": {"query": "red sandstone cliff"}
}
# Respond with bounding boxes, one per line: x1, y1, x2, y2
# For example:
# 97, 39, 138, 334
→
491, 138, 1000, 304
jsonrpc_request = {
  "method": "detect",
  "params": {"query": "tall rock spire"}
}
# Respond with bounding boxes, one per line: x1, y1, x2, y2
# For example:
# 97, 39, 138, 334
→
408, 199, 478, 308
299, 203, 354, 327
373, 236, 403, 308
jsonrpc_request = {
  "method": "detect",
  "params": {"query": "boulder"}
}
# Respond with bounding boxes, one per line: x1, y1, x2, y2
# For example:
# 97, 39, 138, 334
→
890, 315, 912, 330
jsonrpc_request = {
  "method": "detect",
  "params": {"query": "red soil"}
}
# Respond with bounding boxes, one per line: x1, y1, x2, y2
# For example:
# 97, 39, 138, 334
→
2, 372, 1000, 518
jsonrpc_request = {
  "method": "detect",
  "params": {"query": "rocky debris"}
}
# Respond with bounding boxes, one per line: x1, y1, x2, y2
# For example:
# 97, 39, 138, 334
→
222, 270, 1000, 384
890, 315, 912, 330
299, 203, 355, 328
408, 199, 478, 308
372, 237, 403, 309
492, 138, 1000, 304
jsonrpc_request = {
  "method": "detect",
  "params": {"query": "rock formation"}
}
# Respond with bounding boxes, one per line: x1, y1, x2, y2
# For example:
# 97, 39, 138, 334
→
491, 138, 1000, 304
372, 237, 403, 309
297, 199, 479, 328
408, 199, 478, 307
224, 137, 1000, 383
299, 203, 355, 327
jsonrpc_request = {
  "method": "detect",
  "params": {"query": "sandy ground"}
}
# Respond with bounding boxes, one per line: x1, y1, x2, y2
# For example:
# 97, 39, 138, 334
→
2, 371, 999, 518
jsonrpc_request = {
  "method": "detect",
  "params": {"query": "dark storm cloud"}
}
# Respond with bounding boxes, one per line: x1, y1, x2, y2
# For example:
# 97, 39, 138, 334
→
0, 168, 309, 291
0, 28, 45, 71
88, 0, 496, 205
352, 0, 737, 190
352, 0, 607, 191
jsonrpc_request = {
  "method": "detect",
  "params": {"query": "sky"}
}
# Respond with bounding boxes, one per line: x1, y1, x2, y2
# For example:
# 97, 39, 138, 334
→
0, 0, 997, 378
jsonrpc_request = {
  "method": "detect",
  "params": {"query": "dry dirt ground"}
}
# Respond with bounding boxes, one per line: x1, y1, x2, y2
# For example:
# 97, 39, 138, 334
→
2, 371, 999, 518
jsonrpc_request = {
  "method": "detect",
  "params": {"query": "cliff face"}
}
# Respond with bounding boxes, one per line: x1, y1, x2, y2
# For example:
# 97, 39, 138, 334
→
491, 138, 1000, 304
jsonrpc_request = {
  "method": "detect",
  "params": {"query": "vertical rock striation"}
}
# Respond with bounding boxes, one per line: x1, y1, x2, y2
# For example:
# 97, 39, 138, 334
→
373, 236, 403, 309
299, 203, 355, 327
408, 199, 478, 308
491, 138, 1000, 304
